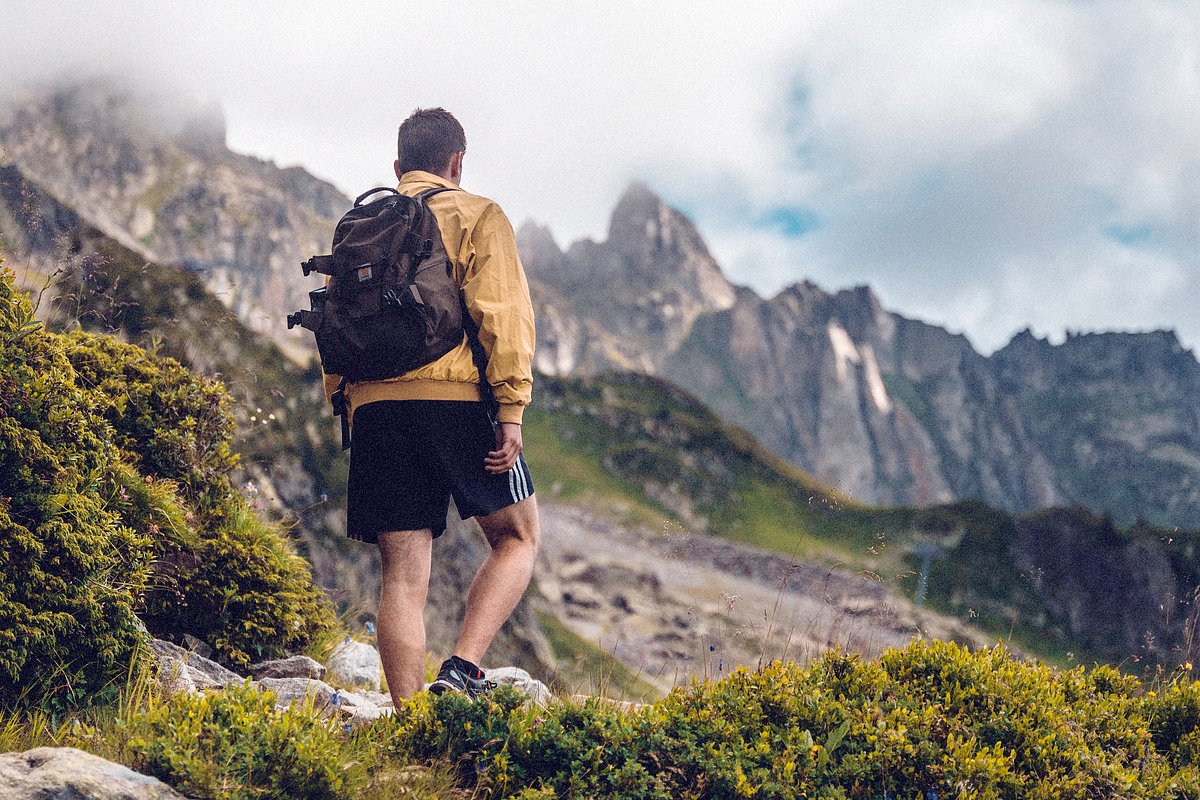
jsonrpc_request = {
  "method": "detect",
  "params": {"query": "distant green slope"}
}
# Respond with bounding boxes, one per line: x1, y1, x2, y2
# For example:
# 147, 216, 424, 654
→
526, 371, 868, 561
525, 371, 1200, 672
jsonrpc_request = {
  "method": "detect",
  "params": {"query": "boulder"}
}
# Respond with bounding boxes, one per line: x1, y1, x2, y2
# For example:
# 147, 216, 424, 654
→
180, 634, 214, 660
254, 677, 341, 714
149, 639, 241, 694
0, 747, 186, 799
325, 638, 382, 691
486, 666, 552, 706
247, 655, 326, 681
252, 677, 388, 721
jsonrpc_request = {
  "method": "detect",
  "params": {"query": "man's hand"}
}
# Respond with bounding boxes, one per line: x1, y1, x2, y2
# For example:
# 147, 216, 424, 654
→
484, 422, 523, 474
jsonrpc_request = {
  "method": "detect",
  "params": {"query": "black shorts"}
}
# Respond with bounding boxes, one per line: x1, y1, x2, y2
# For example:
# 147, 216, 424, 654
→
346, 400, 534, 543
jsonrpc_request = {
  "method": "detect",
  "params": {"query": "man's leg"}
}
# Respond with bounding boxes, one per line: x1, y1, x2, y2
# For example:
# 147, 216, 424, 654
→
451, 495, 540, 665
377, 529, 434, 703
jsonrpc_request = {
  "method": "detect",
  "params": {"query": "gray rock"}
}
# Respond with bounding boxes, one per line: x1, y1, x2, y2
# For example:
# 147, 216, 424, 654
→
0, 747, 186, 799
180, 634, 213, 660
253, 677, 392, 722
149, 639, 242, 693
247, 655, 326, 681
325, 639, 382, 691
255, 677, 341, 714
486, 666, 552, 706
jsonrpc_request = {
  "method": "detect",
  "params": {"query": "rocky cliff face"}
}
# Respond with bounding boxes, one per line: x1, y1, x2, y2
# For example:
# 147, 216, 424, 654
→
521, 182, 736, 375
5, 80, 1196, 528
524, 186, 1200, 528
0, 80, 343, 341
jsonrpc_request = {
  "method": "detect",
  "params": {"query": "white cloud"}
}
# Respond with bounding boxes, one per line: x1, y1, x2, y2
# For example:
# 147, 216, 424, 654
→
1, 0, 1196, 354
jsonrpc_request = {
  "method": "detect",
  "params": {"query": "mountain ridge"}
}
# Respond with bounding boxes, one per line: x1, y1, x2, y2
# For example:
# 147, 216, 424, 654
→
4, 79, 1197, 527
518, 183, 1200, 526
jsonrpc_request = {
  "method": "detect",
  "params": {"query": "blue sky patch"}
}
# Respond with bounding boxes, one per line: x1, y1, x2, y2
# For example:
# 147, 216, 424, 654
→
1103, 223, 1158, 247
760, 206, 822, 238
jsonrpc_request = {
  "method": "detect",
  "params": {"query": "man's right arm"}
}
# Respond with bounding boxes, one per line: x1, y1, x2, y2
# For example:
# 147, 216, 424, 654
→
459, 203, 536, 426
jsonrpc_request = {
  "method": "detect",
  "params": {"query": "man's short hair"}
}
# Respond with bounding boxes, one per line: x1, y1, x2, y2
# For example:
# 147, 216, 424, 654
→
397, 108, 467, 175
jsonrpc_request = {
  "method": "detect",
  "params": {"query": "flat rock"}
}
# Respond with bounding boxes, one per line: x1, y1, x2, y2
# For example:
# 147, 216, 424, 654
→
0, 747, 186, 799
253, 677, 389, 721
326, 639, 382, 691
247, 655, 326, 681
149, 639, 242, 694
487, 666, 552, 706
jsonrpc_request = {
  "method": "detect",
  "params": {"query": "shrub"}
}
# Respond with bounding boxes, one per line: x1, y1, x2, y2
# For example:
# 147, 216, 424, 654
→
0, 266, 151, 712
62, 329, 335, 668
379, 640, 1200, 799
128, 680, 350, 800
1, 266, 333, 715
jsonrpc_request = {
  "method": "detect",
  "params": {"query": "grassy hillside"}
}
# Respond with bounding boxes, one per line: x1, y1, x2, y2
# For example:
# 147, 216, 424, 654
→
525, 371, 1200, 672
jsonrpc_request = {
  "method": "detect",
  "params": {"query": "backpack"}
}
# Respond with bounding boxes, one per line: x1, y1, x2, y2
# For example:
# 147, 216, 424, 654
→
288, 186, 484, 446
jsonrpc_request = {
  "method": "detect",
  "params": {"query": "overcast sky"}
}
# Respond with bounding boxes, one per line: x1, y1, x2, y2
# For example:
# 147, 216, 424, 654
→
3, 0, 1197, 354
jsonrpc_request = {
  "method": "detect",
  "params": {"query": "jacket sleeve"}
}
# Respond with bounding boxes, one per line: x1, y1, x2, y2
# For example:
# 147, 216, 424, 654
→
460, 203, 535, 424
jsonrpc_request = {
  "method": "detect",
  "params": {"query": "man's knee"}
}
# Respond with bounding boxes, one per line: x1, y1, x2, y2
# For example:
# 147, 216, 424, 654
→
378, 530, 434, 584
478, 496, 540, 552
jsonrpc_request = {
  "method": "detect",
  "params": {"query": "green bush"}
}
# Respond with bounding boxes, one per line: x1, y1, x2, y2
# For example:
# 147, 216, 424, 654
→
128, 680, 350, 800
1, 266, 333, 715
379, 640, 1200, 799
62, 328, 335, 668
62, 329, 238, 512
0, 267, 151, 712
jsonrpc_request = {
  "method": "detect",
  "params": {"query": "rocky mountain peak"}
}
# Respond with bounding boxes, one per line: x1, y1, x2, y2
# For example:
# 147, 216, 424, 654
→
609, 182, 704, 260
603, 181, 736, 310
0, 78, 346, 341
516, 219, 564, 278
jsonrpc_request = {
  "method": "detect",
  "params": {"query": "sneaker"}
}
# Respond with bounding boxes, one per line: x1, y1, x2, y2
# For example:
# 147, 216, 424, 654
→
429, 655, 495, 698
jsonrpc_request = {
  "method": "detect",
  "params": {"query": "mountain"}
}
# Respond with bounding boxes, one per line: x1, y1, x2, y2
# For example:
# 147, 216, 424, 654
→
522, 187, 1200, 528
0, 78, 342, 343
7, 80, 1194, 527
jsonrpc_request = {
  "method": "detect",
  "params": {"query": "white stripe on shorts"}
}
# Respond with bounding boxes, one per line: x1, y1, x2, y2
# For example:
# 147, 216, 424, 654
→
508, 456, 530, 503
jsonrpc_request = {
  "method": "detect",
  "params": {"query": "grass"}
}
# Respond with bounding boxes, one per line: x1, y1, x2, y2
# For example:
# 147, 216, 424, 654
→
522, 407, 676, 530
538, 613, 659, 702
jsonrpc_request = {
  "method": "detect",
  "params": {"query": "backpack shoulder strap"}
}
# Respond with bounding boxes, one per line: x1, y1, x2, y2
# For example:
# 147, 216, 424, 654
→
415, 186, 458, 202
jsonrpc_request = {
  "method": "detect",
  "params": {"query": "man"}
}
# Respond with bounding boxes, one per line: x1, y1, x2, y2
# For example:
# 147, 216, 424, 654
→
324, 107, 539, 703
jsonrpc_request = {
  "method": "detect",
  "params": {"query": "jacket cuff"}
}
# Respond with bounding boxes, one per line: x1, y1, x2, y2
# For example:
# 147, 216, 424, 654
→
495, 404, 525, 425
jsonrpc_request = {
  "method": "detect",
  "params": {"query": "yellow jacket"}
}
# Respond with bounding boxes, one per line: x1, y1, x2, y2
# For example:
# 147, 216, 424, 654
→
322, 171, 535, 425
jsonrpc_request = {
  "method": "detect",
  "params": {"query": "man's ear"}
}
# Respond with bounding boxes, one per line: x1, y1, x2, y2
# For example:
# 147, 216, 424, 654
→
449, 151, 464, 183
394, 159, 404, 181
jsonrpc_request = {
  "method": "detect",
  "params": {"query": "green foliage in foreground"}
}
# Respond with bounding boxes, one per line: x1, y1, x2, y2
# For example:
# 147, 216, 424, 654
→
6, 640, 1200, 799
61, 330, 335, 668
381, 641, 1200, 799
128, 681, 350, 800
0, 265, 150, 712
0, 267, 333, 711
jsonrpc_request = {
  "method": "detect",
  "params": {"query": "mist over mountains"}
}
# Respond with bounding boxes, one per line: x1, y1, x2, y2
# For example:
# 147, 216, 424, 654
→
2, 80, 1198, 529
